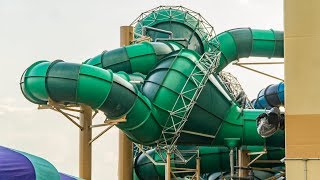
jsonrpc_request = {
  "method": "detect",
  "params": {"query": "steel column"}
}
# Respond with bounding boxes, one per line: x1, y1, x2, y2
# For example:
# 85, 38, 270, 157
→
118, 26, 134, 180
79, 104, 93, 180
238, 150, 250, 178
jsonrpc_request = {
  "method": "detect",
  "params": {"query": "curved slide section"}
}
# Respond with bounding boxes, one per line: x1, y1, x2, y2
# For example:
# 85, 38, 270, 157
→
19, 5, 286, 179
141, 49, 284, 147
20, 50, 284, 147
211, 28, 284, 72
20, 60, 162, 145
253, 82, 284, 109
134, 146, 284, 180
85, 41, 182, 75
83, 29, 284, 76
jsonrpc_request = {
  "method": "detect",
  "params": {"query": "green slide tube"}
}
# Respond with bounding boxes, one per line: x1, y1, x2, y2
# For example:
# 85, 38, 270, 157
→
20, 60, 162, 144
20, 49, 284, 147
134, 146, 284, 180
141, 49, 284, 147
85, 41, 182, 74
84, 28, 283, 75
210, 28, 284, 72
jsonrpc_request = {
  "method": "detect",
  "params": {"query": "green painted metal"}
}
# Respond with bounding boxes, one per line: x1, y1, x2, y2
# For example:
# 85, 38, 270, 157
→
134, 146, 284, 180
133, 7, 210, 54
210, 28, 284, 72
20, 14, 286, 179
20, 60, 162, 144
86, 29, 283, 77
20, 49, 284, 146
85, 42, 182, 74
141, 49, 284, 147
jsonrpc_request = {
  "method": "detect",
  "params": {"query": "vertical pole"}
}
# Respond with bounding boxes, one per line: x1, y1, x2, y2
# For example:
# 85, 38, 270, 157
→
79, 104, 93, 180
238, 150, 250, 178
166, 152, 171, 180
285, 0, 320, 179
229, 149, 234, 179
118, 26, 134, 180
196, 157, 200, 180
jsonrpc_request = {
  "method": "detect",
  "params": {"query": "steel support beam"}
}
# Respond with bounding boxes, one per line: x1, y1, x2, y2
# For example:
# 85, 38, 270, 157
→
118, 26, 134, 180
166, 152, 171, 180
79, 104, 93, 180
238, 150, 250, 178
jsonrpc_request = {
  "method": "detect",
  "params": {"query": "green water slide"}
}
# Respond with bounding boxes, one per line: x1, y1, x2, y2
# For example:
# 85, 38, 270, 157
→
20, 49, 284, 146
213, 28, 283, 72
20, 6, 285, 179
134, 146, 284, 179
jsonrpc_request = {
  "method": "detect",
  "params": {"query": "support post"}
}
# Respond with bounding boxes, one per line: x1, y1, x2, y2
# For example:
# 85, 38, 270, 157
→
238, 150, 250, 178
79, 105, 93, 180
166, 152, 171, 180
230, 149, 234, 179
118, 26, 134, 180
196, 157, 200, 180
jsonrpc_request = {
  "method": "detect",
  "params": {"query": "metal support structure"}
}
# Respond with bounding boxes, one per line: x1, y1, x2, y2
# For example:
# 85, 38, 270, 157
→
233, 62, 284, 81
235, 148, 279, 180
219, 71, 253, 109
134, 142, 201, 180
142, 26, 173, 39
39, 102, 94, 180
118, 25, 134, 180
230, 149, 235, 179
79, 105, 93, 180
134, 144, 165, 166
157, 51, 220, 156
170, 150, 200, 180
235, 61, 284, 65
38, 100, 124, 180
238, 150, 250, 178
131, 6, 220, 47
247, 151, 267, 166
132, 143, 155, 163
166, 152, 172, 180
130, 7, 221, 179
89, 124, 115, 144
196, 158, 200, 180
265, 172, 286, 180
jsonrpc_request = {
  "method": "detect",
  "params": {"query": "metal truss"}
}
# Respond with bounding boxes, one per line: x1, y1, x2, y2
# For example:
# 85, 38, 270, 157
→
133, 143, 152, 158
218, 71, 253, 109
38, 100, 85, 130
129, 7, 222, 179
134, 143, 201, 180
130, 5, 220, 61
233, 61, 284, 82
171, 157, 201, 180
157, 51, 220, 154
133, 49, 220, 179
38, 99, 125, 145
235, 147, 284, 179
131, 6, 216, 37
130, 6, 221, 179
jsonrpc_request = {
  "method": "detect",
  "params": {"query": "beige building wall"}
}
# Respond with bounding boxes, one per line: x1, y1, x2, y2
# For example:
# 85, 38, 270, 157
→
285, 0, 320, 179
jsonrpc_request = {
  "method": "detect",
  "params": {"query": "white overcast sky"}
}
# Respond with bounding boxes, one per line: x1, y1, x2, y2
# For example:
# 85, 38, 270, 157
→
0, 0, 283, 179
